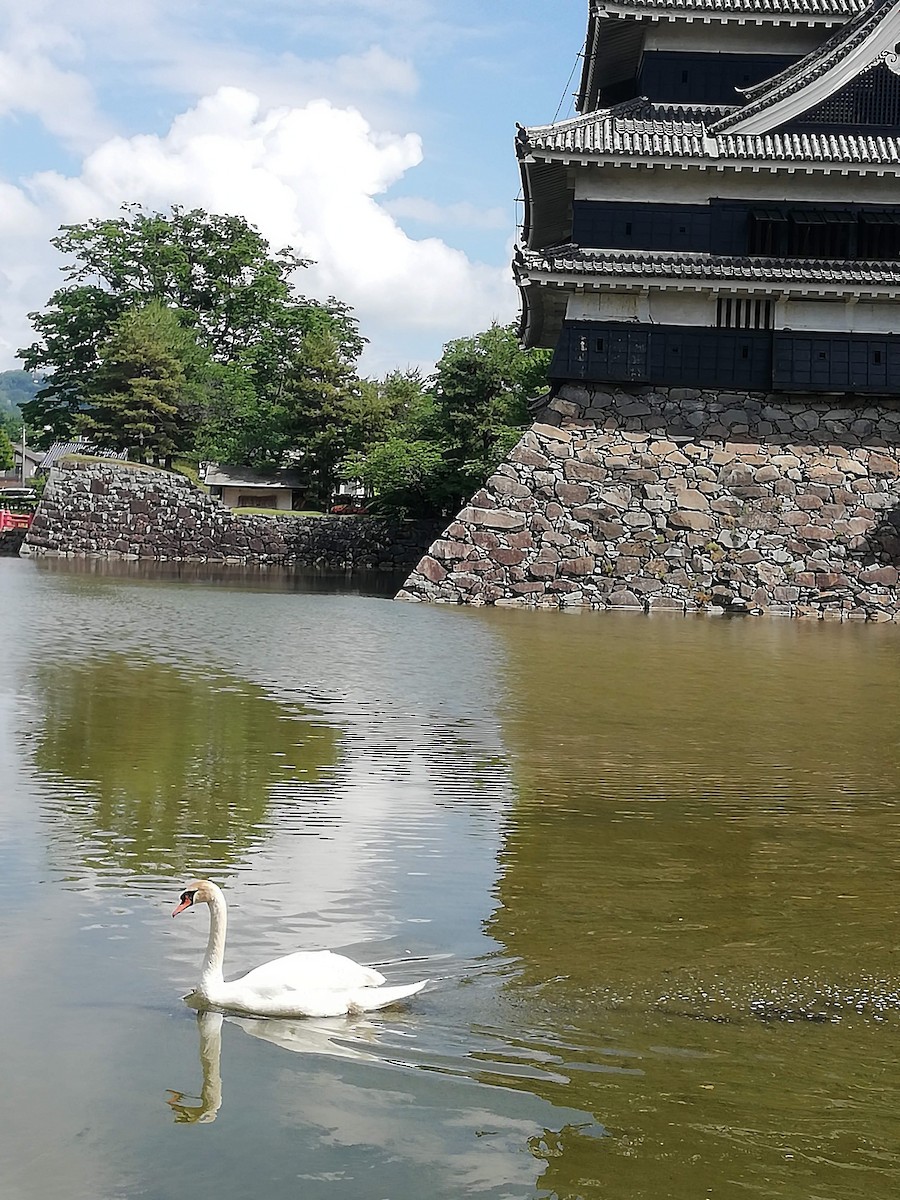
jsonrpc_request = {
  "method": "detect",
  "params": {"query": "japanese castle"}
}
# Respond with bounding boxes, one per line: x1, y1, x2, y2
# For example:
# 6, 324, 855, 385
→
515, 0, 900, 395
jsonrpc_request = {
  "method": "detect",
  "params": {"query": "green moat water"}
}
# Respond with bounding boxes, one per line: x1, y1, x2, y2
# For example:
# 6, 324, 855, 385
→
2, 556, 899, 1200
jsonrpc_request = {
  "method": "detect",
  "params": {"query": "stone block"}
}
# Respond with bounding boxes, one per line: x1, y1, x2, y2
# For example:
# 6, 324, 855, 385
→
591, 520, 623, 540
869, 452, 900, 477
532, 422, 572, 443
417, 555, 447, 583
815, 572, 850, 590
670, 487, 709, 511
668, 509, 714, 532
509, 444, 551, 470
489, 475, 533, 500
859, 566, 899, 586
470, 529, 501, 551
807, 466, 845, 486
632, 576, 663, 594
457, 507, 526, 531
623, 511, 653, 529
555, 481, 591, 505
559, 556, 595, 576
528, 560, 558, 579
547, 398, 581, 418
796, 525, 836, 542
607, 589, 643, 608
563, 459, 607, 484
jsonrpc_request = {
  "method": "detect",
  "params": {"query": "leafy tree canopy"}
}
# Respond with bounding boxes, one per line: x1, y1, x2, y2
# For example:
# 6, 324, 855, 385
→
0, 426, 14, 472
344, 324, 551, 517
19, 205, 364, 464
78, 301, 209, 465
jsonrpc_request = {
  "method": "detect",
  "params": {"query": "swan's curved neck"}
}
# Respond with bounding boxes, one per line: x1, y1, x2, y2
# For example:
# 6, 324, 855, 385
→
200, 887, 227, 988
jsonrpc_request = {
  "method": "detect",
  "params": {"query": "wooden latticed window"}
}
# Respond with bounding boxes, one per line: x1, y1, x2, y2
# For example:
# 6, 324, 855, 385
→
801, 64, 900, 127
787, 211, 855, 259
858, 212, 900, 259
748, 209, 788, 256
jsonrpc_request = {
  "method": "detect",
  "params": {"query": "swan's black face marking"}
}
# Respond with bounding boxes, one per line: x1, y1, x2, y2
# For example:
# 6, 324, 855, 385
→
172, 887, 199, 916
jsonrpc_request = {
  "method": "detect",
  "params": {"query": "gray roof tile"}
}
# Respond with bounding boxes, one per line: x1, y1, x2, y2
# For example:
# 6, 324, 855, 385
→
517, 245, 900, 287
598, 0, 864, 15
522, 100, 900, 165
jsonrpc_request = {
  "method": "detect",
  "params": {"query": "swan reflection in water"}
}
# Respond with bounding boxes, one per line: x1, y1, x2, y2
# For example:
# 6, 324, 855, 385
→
166, 1007, 382, 1124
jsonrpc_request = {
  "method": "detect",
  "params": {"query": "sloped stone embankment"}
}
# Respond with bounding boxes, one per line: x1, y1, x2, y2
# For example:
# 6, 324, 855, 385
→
398, 386, 900, 620
22, 459, 440, 571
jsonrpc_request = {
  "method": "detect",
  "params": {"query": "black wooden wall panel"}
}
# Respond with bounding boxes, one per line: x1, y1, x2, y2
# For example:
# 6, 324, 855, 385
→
772, 332, 900, 391
552, 322, 900, 394
572, 201, 714, 251
571, 200, 900, 259
551, 322, 772, 390
638, 52, 797, 105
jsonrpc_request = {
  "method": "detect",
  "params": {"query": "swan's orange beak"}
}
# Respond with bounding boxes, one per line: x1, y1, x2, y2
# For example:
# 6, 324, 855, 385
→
172, 894, 194, 917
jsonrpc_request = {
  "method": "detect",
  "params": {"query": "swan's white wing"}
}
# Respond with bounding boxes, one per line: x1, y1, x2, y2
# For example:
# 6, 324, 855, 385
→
233, 950, 386, 992
347, 980, 428, 1013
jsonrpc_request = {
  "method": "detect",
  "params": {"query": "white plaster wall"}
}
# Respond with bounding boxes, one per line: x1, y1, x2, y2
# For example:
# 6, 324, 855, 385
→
641, 23, 822, 54
565, 290, 717, 327
574, 164, 900, 206
650, 291, 712, 324
566, 291, 651, 321
222, 486, 292, 511
778, 298, 900, 333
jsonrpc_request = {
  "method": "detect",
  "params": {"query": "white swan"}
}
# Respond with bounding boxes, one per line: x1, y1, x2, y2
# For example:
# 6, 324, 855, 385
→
172, 879, 427, 1018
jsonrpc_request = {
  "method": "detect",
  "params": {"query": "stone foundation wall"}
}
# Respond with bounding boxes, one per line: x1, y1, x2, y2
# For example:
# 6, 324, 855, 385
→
22, 460, 441, 571
398, 385, 900, 620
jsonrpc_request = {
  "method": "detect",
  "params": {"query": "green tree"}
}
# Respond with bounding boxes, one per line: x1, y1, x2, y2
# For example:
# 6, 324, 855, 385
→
341, 369, 429, 449
19, 205, 364, 466
192, 362, 281, 469
78, 301, 208, 464
343, 325, 551, 518
0, 426, 14, 472
344, 437, 445, 517
280, 324, 361, 508
1, 412, 21, 443
427, 323, 550, 509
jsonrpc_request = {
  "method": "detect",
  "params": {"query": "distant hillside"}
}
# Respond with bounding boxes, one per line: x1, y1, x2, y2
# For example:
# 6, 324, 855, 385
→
0, 370, 39, 416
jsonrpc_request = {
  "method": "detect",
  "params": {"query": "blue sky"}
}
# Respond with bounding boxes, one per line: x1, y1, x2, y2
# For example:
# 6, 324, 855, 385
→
0, 0, 586, 376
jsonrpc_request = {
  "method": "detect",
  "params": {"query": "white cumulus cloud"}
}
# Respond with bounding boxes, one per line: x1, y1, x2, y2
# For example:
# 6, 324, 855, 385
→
4, 87, 516, 376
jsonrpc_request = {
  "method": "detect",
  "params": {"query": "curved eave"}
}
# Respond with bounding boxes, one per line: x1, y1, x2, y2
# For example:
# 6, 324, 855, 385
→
577, 8, 603, 114
514, 253, 568, 350
515, 270, 544, 349
517, 148, 575, 251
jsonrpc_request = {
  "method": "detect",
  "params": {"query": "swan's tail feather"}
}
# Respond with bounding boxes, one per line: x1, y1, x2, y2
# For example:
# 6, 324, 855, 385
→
348, 980, 428, 1013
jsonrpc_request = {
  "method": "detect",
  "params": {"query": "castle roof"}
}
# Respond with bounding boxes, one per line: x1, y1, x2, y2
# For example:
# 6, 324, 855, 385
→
593, 0, 864, 17
517, 244, 900, 289
577, 0, 865, 113
515, 243, 900, 345
521, 101, 900, 167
